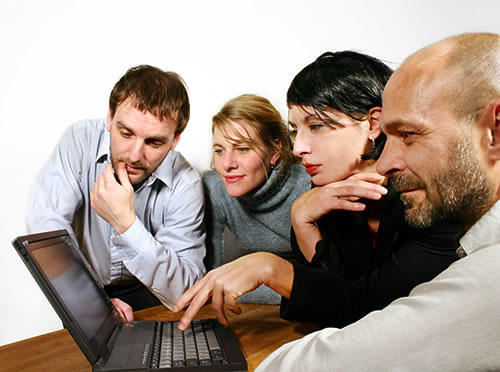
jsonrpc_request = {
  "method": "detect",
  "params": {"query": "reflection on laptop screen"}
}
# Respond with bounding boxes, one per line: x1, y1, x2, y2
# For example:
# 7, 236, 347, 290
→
27, 235, 118, 355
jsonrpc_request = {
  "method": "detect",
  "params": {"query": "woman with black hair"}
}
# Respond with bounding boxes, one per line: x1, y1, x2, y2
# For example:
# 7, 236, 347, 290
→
173, 51, 459, 330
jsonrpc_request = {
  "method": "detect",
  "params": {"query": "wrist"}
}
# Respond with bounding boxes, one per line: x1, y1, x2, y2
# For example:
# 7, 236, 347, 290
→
260, 253, 293, 299
113, 215, 136, 235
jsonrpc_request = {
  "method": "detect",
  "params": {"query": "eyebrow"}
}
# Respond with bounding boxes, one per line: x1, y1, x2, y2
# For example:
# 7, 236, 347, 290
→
382, 120, 409, 132
116, 120, 169, 142
288, 113, 322, 127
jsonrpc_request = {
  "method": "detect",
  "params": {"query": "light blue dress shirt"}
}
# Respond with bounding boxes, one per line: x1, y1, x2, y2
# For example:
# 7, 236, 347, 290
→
27, 119, 206, 308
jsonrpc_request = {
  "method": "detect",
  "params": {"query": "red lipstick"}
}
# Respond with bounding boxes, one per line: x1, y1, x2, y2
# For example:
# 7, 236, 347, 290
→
302, 163, 320, 175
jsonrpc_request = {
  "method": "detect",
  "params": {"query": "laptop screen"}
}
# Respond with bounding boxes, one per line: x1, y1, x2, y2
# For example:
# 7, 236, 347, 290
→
15, 231, 120, 363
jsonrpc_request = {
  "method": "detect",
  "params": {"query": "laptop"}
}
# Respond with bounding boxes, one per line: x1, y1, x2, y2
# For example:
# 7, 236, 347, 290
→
12, 229, 248, 372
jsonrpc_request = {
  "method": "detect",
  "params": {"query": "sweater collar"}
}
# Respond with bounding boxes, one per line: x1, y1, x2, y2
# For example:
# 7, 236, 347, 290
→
238, 161, 291, 210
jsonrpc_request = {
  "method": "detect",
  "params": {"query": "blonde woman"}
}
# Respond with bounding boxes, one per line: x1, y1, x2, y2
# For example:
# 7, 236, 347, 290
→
202, 94, 309, 304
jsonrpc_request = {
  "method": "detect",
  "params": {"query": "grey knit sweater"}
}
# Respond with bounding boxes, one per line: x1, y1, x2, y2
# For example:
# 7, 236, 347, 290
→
202, 162, 310, 304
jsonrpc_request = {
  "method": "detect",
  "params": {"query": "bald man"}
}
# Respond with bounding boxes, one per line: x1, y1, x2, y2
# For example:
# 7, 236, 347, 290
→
256, 32, 500, 372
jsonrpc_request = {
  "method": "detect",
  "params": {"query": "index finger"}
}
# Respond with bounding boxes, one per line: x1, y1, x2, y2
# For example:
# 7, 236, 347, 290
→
173, 277, 207, 311
176, 283, 214, 331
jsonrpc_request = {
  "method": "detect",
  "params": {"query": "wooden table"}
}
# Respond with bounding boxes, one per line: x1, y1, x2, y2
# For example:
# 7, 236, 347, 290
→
0, 304, 318, 371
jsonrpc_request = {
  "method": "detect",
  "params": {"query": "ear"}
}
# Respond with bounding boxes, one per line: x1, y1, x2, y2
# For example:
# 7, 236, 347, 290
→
171, 135, 181, 150
106, 109, 112, 132
271, 138, 282, 164
488, 99, 500, 161
367, 106, 382, 139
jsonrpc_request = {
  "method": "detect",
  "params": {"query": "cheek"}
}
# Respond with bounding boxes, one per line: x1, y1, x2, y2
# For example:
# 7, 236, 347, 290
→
145, 148, 169, 167
243, 157, 266, 182
214, 157, 224, 175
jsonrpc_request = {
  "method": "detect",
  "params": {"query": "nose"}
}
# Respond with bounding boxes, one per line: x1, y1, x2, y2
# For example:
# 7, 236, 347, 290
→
222, 150, 238, 171
128, 140, 145, 163
376, 137, 406, 177
292, 130, 311, 158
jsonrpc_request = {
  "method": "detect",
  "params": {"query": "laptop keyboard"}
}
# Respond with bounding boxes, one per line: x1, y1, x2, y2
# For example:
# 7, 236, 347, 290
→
151, 319, 227, 368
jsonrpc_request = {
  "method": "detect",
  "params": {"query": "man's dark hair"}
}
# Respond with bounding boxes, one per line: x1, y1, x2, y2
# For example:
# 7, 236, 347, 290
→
109, 65, 190, 137
287, 51, 393, 160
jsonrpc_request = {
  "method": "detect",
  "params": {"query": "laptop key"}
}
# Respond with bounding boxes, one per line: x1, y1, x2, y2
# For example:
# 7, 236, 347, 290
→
200, 358, 212, 366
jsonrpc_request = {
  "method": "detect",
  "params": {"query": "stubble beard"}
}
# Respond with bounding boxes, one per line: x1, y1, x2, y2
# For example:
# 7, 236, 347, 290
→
391, 136, 493, 229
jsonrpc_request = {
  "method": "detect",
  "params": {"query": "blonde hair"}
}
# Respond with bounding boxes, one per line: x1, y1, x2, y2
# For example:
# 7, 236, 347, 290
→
212, 94, 297, 171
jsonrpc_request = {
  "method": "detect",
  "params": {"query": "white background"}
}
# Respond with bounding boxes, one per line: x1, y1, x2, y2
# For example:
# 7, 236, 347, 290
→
1, 0, 499, 346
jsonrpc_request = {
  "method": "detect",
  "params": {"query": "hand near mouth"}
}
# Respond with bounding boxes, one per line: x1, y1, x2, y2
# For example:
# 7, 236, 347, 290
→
90, 163, 136, 235
291, 172, 388, 261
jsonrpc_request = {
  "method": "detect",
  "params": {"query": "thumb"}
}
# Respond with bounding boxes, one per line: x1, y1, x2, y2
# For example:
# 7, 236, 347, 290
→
115, 163, 131, 186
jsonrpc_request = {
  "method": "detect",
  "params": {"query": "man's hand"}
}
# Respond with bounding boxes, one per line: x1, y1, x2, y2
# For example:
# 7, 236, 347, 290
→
111, 298, 134, 321
90, 163, 136, 235
292, 172, 387, 261
172, 252, 294, 331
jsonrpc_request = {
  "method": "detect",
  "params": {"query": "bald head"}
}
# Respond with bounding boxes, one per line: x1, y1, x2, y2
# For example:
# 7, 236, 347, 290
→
386, 33, 500, 124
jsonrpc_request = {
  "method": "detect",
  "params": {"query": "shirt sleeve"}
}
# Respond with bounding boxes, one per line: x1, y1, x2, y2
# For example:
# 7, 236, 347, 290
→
259, 247, 500, 371
117, 175, 207, 309
281, 221, 459, 328
26, 123, 85, 241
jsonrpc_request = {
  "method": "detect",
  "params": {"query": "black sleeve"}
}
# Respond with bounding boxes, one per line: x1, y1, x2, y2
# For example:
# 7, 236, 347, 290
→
281, 221, 459, 328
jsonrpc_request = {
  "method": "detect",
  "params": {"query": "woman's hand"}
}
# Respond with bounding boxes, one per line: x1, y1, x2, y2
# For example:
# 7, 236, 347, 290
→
172, 252, 294, 330
292, 172, 387, 262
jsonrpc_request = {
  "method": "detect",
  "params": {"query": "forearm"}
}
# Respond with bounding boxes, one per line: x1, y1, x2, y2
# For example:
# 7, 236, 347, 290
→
116, 218, 205, 308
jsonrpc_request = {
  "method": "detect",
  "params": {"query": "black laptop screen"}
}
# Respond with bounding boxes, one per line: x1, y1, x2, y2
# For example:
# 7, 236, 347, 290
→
24, 233, 119, 359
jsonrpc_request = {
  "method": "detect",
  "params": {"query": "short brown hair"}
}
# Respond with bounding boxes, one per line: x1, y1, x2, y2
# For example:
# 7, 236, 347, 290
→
109, 65, 190, 137
212, 94, 297, 171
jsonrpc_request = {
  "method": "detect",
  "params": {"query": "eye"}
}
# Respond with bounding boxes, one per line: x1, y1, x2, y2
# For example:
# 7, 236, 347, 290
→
236, 147, 250, 153
214, 148, 224, 156
146, 139, 165, 148
399, 131, 418, 144
120, 130, 132, 139
310, 123, 324, 131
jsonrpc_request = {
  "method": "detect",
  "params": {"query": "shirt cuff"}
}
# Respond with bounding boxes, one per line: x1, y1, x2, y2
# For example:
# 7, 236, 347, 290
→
111, 217, 143, 259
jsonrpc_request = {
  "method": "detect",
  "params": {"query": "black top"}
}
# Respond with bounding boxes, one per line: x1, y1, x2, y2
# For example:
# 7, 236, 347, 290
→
280, 182, 460, 328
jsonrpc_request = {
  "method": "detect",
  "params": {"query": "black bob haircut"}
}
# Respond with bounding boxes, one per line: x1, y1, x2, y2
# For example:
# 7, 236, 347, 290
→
287, 50, 393, 160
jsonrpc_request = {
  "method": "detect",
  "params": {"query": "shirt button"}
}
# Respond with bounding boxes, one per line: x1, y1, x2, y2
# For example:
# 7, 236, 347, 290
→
456, 246, 467, 259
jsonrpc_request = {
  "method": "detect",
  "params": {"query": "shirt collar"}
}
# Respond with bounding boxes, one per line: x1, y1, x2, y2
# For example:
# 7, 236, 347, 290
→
96, 129, 175, 190
96, 128, 111, 163
459, 200, 500, 256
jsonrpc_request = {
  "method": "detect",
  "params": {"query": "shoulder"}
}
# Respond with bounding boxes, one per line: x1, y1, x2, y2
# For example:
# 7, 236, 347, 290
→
168, 151, 202, 183
66, 118, 106, 137
289, 163, 311, 184
202, 169, 221, 187
283, 164, 311, 195
58, 118, 107, 152
201, 170, 227, 201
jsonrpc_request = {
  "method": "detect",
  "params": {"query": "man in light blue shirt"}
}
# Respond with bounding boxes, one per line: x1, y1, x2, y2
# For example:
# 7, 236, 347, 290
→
27, 65, 206, 312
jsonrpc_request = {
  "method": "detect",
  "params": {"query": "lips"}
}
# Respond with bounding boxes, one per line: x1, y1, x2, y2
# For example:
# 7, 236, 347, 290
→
125, 163, 145, 173
224, 175, 244, 184
302, 163, 320, 175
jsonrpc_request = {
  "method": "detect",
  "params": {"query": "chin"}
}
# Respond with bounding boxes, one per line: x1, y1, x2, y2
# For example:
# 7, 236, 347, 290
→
224, 185, 247, 198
